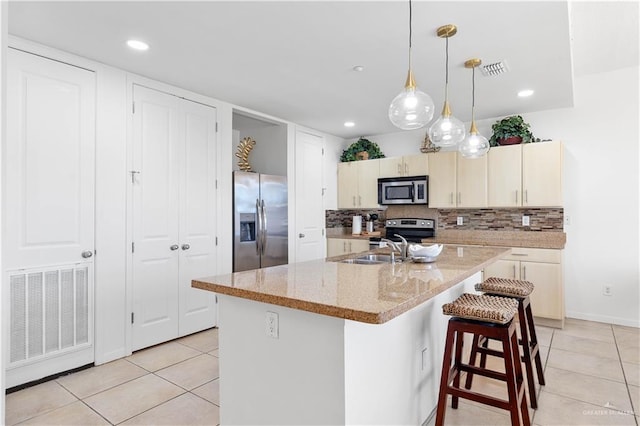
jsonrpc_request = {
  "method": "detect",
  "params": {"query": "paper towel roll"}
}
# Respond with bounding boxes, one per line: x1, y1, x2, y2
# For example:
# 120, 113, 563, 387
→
352, 215, 362, 235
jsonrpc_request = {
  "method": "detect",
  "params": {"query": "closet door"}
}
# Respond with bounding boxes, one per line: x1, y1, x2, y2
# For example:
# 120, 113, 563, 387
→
5, 48, 95, 386
178, 98, 217, 336
131, 85, 181, 350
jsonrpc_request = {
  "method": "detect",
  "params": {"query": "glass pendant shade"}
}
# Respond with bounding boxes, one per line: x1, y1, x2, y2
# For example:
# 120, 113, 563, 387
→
458, 128, 490, 158
428, 102, 465, 146
389, 71, 435, 130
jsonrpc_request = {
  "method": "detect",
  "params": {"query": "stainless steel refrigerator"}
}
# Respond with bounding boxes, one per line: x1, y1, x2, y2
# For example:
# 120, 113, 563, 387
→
233, 171, 288, 272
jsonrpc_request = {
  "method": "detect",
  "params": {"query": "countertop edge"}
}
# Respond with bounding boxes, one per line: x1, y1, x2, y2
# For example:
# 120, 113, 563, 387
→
193, 246, 510, 325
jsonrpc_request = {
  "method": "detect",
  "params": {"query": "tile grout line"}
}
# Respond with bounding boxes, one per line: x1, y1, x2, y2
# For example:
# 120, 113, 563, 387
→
612, 325, 640, 424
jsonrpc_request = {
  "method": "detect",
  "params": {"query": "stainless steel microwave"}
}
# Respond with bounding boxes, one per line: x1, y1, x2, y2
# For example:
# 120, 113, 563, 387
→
378, 175, 428, 205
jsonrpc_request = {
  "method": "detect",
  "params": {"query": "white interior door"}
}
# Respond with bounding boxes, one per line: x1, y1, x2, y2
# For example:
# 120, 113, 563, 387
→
4, 48, 95, 386
131, 85, 181, 350
294, 130, 325, 262
178, 98, 217, 336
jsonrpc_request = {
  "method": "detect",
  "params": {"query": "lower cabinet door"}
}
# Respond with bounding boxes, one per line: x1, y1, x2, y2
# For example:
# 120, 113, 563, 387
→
483, 259, 519, 281
522, 262, 563, 320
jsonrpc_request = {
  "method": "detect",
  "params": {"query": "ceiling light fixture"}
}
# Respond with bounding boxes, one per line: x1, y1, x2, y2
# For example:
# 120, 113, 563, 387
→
458, 58, 490, 159
428, 24, 466, 147
518, 89, 534, 97
126, 39, 149, 51
344, 121, 355, 127
388, 0, 434, 130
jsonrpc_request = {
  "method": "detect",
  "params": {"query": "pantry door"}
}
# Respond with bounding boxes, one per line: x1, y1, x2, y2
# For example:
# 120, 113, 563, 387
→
178, 97, 217, 336
131, 85, 181, 350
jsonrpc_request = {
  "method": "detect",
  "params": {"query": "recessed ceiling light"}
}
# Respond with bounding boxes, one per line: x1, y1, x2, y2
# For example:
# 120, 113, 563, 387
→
344, 121, 355, 127
518, 89, 534, 97
127, 39, 149, 51
352, 66, 364, 72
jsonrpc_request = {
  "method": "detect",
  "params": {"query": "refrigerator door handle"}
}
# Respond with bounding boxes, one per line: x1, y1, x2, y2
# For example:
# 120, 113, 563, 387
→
255, 198, 262, 255
261, 199, 267, 254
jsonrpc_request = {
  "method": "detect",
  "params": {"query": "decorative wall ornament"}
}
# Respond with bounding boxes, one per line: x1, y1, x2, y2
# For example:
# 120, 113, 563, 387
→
420, 133, 441, 153
235, 137, 256, 171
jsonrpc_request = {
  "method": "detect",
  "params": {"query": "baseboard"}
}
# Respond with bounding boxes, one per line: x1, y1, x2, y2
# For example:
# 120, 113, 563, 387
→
566, 311, 640, 328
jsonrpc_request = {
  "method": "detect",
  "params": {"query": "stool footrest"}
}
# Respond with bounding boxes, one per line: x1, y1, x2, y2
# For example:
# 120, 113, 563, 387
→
459, 364, 508, 382
447, 387, 513, 411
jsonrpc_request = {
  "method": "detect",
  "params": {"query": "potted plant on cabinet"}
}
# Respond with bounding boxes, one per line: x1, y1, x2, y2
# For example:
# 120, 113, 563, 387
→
488, 115, 537, 147
340, 137, 385, 162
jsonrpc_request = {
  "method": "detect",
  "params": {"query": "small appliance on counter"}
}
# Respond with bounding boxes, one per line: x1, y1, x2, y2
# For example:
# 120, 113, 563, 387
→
378, 175, 428, 205
352, 215, 363, 235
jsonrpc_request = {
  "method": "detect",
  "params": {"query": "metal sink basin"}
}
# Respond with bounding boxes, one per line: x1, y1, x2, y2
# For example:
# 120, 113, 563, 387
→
339, 254, 394, 265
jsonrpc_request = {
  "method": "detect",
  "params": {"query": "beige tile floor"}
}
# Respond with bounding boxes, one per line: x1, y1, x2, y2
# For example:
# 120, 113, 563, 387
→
5, 328, 220, 425
5, 319, 640, 425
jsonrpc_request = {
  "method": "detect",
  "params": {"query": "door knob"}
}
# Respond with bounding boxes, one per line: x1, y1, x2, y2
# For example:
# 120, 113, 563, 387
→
170, 244, 179, 251
299, 233, 305, 238
181, 244, 190, 250
81, 250, 93, 258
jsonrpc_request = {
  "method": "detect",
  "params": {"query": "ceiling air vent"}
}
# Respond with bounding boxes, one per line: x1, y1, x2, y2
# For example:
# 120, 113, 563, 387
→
481, 60, 509, 77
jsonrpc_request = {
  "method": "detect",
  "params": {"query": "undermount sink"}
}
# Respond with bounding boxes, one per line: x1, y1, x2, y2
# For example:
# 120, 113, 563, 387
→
340, 254, 395, 265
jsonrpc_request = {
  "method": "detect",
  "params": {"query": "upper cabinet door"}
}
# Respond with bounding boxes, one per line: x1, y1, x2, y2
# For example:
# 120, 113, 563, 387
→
402, 153, 428, 176
523, 141, 563, 207
337, 162, 358, 208
457, 154, 488, 208
378, 157, 403, 178
357, 160, 380, 208
427, 152, 457, 208
488, 145, 522, 207
5, 48, 96, 270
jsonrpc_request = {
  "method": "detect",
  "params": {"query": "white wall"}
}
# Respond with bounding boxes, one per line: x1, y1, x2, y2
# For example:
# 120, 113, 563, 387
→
0, 1, 6, 419
338, 66, 639, 327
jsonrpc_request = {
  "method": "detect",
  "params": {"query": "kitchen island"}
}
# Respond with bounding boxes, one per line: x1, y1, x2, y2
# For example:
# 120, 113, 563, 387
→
193, 245, 509, 425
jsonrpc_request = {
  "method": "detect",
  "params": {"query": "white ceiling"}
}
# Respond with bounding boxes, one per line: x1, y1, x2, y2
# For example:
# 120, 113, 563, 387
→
7, 1, 639, 139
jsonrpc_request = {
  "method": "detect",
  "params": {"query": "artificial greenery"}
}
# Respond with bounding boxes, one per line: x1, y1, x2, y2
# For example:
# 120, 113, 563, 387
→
488, 115, 539, 147
340, 137, 386, 162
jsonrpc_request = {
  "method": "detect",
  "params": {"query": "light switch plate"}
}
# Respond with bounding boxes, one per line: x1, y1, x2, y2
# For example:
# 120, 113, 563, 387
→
522, 216, 530, 226
457, 216, 464, 226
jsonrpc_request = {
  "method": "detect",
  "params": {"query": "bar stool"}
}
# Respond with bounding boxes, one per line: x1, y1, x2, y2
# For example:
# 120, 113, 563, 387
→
465, 277, 546, 409
436, 293, 530, 426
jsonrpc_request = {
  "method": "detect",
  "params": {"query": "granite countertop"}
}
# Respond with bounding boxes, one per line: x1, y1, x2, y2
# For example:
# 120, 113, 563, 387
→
192, 245, 510, 325
327, 229, 566, 249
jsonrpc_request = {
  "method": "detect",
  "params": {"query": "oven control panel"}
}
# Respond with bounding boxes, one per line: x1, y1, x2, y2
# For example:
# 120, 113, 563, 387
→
385, 218, 434, 229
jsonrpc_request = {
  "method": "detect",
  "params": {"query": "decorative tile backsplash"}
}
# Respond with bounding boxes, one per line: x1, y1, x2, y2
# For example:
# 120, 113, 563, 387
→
326, 207, 564, 232
325, 209, 386, 228
437, 208, 564, 231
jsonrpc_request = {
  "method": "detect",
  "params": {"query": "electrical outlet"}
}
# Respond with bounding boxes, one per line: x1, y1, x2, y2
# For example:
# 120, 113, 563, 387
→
603, 285, 613, 296
421, 348, 428, 370
266, 311, 279, 338
522, 216, 530, 226
457, 247, 464, 257
456, 216, 464, 226
564, 216, 571, 226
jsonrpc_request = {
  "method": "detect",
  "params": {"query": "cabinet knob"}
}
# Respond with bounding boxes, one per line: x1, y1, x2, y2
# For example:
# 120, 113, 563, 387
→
81, 250, 93, 259
181, 244, 190, 250
170, 244, 179, 251
299, 233, 305, 238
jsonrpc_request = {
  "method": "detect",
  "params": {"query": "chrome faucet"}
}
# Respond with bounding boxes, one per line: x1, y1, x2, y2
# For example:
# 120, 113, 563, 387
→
381, 234, 409, 261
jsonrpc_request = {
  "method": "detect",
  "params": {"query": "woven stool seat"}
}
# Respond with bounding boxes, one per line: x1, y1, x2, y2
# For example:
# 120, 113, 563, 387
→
475, 277, 534, 297
442, 293, 518, 324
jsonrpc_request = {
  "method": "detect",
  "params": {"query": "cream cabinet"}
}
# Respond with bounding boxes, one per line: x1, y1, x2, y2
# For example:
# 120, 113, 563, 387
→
523, 141, 563, 206
428, 151, 487, 208
327, 238, 370, 257
427, 151, 457, 208
488, 141, 563, 208
488, 145, 522, 207
379, 154, 428, 178
457, 154, 488, 208
483, 247, 564, 327
337, 160, 380, 208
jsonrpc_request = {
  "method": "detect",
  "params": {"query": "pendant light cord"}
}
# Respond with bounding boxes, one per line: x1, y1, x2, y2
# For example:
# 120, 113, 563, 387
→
471, 66, 476, 121
408, 0, 413, 69
444, 35, 449, 100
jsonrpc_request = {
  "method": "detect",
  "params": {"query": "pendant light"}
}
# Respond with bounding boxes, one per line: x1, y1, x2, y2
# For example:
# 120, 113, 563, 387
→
458, 58, 490, 158
428, 24, 465, 147
388, 0, 435, 130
